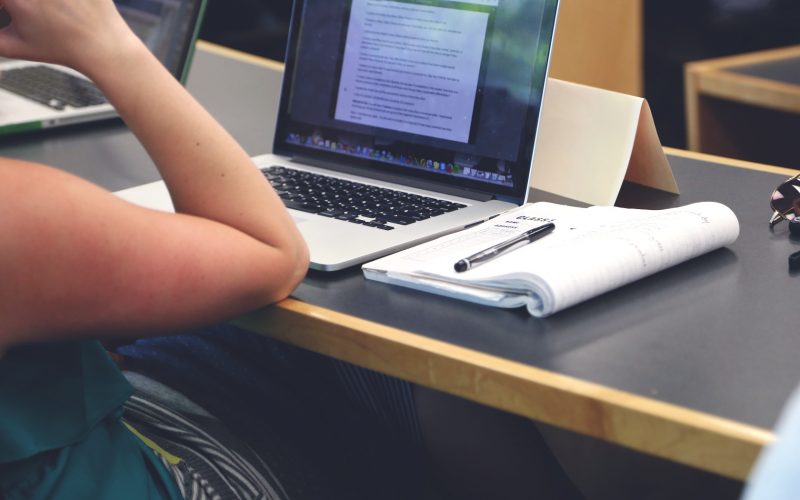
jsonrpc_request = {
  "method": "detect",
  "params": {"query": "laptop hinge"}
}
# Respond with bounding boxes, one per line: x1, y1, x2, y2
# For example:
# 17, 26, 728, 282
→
288, 154, 495, 202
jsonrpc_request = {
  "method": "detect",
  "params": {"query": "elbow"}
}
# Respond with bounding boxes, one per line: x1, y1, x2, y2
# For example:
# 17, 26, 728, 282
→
287, 239, 311, 293
264, 239, 310, 304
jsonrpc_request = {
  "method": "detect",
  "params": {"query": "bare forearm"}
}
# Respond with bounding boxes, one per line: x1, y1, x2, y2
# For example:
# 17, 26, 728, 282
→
85, 41, 306, 261
0, 0, 309, 345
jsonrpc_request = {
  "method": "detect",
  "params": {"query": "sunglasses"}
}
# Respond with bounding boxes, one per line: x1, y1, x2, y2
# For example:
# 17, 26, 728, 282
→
770, 174, 800, 272
769, 174, 800, 231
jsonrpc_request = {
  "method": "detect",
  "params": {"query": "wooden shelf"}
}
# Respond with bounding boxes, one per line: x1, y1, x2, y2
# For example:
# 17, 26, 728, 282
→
685, 45, 800, 169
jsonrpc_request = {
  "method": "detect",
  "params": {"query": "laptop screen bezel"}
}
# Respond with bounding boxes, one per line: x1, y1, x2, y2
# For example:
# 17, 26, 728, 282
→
116, 0, 208, 83
174, 0, 207, 83
273, 0, 560, 204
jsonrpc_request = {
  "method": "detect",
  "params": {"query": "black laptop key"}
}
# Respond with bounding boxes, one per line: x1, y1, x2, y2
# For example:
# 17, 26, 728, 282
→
383, 214, 416, 225
282, 199, 322, 214
319, 209, 343, 218
0, 65, 107, 110
262, 165, 466, 229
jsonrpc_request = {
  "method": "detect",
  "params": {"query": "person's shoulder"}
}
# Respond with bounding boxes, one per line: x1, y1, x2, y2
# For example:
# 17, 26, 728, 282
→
0, 158, 94, 235
0, 157, 79, 193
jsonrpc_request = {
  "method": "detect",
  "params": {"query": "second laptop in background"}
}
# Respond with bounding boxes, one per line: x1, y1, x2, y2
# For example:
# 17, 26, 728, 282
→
0, 0, 206, 135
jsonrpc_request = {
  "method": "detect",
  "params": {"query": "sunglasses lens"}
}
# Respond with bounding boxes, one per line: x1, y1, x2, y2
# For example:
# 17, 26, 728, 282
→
771, 176, 800, 221
791, 219, 800, 237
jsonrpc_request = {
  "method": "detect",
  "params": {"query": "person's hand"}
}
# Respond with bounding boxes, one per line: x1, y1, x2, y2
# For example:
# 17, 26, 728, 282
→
0, 0, 141, 75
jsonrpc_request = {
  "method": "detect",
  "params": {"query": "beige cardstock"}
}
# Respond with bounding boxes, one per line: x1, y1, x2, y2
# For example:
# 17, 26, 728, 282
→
530, 78, 678, 206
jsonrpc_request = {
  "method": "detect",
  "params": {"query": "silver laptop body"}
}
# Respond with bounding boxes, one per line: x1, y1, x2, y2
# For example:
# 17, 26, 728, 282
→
0, 0, 207, 135
117, 0, 560, 272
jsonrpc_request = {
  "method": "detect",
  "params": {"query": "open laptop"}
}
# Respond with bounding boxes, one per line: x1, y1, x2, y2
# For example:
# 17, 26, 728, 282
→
0, 0, 207, 135
117, 0, 560, 271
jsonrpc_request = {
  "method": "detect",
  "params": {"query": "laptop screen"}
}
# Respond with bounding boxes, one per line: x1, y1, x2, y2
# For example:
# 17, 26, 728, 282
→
274, 0, 559, 203
116, 0, 206, 81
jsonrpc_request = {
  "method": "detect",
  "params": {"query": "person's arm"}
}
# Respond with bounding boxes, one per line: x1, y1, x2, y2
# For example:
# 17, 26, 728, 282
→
0, 0, 309, 348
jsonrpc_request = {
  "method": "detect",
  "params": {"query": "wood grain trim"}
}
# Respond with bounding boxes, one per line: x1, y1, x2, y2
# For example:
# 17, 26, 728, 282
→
199, 43, 778, 475
665, 147, 799, 177
686, 45, 800, 73
689, 69, 800, 115
235, 298, 773, 480
684, 63, 703, 150
684, 45, 800, 152
196, 40, 285, 72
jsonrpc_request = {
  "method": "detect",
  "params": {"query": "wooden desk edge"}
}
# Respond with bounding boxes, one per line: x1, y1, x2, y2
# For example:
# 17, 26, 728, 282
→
197, 40, 285, 72
198, 41, 780, 479
236, 299, 773, 481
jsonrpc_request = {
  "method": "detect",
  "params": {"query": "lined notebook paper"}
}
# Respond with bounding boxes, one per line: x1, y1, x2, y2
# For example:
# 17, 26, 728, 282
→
363, 202, 740, 317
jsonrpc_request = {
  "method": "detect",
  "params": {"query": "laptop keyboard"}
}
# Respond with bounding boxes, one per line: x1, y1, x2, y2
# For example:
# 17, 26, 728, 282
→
262, 166, 467, 230
0, 65, 107, 110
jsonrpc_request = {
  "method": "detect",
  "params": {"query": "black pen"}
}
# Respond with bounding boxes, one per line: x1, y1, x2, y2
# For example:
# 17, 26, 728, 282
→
454, 222, 556, 273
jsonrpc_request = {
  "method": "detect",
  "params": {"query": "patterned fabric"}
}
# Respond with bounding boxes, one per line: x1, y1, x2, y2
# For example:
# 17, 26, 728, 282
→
115, 324, 440, 500
123, 389, 289, 500
0, 340, 181, 500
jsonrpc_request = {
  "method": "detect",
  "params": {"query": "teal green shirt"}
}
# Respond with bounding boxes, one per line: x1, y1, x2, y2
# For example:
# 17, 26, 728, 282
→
0, 340, 182, 500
